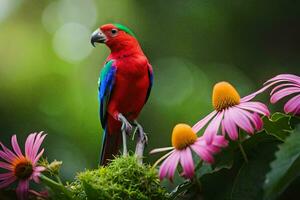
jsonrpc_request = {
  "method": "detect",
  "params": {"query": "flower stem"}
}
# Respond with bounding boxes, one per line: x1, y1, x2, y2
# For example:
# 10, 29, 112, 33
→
40, 174, 72, 199
237, 138, 248, 163
194, 177, 202, 192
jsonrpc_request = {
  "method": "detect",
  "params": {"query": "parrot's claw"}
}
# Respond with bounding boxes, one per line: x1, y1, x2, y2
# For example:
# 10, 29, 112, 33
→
118, 114, 132, 133
134, 120, 148, 164
134, 121, 148, 146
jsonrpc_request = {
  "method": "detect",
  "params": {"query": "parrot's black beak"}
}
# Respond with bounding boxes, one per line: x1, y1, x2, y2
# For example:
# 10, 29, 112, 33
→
91, 29, 107, 47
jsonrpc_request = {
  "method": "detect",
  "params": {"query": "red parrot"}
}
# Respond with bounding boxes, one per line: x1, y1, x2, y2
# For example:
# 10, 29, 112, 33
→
90, 24, 153, 165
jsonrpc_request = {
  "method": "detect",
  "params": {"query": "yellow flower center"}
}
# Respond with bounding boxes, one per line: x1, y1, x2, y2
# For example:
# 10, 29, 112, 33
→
13, 157, 33, 180
171, 124, 197, 150
212, 81, 241, 111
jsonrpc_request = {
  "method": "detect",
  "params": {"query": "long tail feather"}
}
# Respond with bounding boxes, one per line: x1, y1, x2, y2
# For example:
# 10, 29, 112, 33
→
99, 128, 121, 165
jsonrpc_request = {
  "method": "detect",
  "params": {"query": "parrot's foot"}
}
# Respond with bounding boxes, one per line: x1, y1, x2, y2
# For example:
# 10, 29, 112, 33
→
118, 113, 132, 133
134, 120, 148, 164
118, 113, 132, 156
133, 120, 148, 145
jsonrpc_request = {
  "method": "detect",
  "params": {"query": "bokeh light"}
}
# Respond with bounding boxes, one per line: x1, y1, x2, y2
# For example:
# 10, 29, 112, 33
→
52, 23, 93, 62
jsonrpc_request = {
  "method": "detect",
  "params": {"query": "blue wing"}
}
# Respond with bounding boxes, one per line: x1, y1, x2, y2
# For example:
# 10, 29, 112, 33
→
98, 60, 117, 128
145, 63, 153, 104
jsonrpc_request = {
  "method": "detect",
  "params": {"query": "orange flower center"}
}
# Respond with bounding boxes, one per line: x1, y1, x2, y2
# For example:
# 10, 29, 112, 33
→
212, 81, 241, 111
13, 158, 33, 180
171, 124, 197, 150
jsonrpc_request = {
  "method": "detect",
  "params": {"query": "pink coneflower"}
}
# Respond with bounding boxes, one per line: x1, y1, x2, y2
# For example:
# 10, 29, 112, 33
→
193, 81, 270, 144
150, 124, 227, 181
0, 132, 46, 200
264, 74, 300, 115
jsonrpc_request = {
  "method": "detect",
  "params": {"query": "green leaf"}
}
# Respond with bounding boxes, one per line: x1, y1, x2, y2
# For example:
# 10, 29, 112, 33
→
168, 180, 193, 199
231, 142, 280, 200
264, 126, 300, 200
201, 132, 281, 200
263, 112, 292, 141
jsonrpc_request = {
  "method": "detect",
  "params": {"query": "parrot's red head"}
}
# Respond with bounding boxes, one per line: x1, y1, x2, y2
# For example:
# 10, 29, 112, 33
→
91, 23, 139, 53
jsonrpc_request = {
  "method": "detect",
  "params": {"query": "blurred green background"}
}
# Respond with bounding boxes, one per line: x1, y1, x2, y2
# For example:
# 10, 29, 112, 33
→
0, 0, 299, 180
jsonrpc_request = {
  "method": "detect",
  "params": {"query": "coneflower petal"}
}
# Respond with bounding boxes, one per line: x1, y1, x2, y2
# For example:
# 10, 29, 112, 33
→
0, 176, 16, 189
179, 148, 194, 179
270, 87, 300, 103
192, 110, 217, 133
11, 135, 23, 157
203, 111, 224, 144
284, 94, 300, 114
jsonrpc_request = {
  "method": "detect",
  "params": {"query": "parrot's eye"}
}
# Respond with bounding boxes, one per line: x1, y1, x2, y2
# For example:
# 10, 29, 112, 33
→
111, 29, 118, 36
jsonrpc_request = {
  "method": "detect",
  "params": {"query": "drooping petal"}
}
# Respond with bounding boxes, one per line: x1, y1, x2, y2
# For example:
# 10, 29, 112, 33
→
284, 94, 300, 114
16, 179, 29, 200
0, 176, 16, 189
270, 83, 300, 95
149, 147, 174, 154
240, 83, 275, 102
251, 113, 263, 131
191, 142, 214, 163
179, 148, 194, 179
0, 150, 15, 163
223, 108, 239, 140
11, 135, 23, 157
237, 101, 270, 116
167, 151, 180, 181
0, 161, 14, 170
270, 87, 300, 103
0, 143, 18, 161
0, 172, 15, 181
203, 111, 224, 144
192, 111, 217, 133
228, 107, 254, 134
265, 74, 300, 85
212, 135, 228, 147
159, 151, 175, 180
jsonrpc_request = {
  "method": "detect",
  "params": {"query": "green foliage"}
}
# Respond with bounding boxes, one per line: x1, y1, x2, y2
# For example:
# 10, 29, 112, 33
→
68, 156, 168, 200
169, 132, 282, 200
263, 112, 293, 141
264, 125, 300, 200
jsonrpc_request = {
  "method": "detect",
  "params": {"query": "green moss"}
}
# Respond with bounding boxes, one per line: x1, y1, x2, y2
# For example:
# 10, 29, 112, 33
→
68, 156, 168, 200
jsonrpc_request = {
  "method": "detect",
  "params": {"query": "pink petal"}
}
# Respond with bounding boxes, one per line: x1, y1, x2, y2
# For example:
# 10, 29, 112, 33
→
191, 142, 214, 163
270, 83, 300, 95
16, 180, 29, 200
0, 172, 15, 181
179, 148, 194, 179
284, 94, 300, 114
33, 148, 44, 165
223, 109, 239, 140
252, 113, 263, 130
203, 111, 224, 144
0, 175, 16, 189
228, 107, 254, 134
212, 135, 228, 147
0, 161, 14, 170
34, 166, 46, 172
159, 151, 175, 180
265, 74, 300, 85
31, 133, 46, 161
237, 101, 270, 116
25, 133, 36, 161
167, 151, 180, 181
11, 135, 23, 157
0, 150, 15, 163
192, 110, 217, 133
240, 83, 274, 102
270, 87, 300, 103
0, 143, 18, 161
